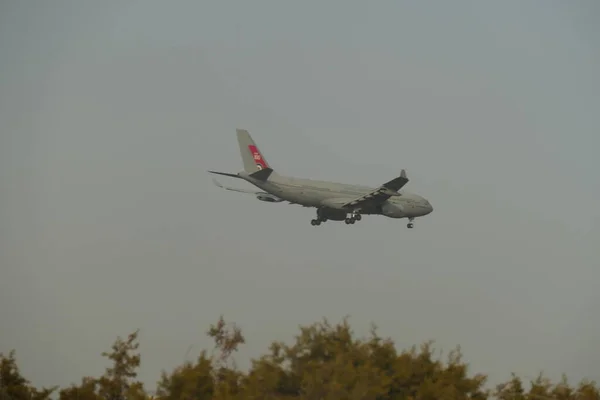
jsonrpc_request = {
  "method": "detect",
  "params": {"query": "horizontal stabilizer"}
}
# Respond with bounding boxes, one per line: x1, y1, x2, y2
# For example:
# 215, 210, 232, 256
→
208, 170, 242, 179
249, 167, 273, 181
212, 178, 259, 194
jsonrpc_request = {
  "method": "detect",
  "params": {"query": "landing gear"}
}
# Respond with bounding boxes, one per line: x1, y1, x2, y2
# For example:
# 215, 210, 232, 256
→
407, 217, 414, 229
344, 211, 362, 225
311, 215, 328, 226
311, 208, 329, 227
310, 208, 362, 226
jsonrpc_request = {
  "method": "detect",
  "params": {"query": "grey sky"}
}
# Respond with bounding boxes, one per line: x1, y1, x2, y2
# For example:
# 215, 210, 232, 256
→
1, 0, 598, 392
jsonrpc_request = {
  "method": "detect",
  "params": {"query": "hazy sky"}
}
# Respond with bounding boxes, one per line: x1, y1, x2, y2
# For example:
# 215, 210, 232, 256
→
1, 0, 599, 392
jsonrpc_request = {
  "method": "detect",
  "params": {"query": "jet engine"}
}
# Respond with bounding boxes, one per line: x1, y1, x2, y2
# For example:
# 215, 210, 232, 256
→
256, 193, 283, 203
377, 201, 404, 218
317, 207, 347, 221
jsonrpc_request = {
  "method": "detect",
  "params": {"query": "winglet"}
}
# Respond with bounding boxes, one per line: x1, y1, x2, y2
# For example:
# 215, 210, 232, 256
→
380, 170, 409, 192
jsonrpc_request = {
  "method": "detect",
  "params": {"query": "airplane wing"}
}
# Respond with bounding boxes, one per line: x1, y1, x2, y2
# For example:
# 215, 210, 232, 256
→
341, 169, 409, 209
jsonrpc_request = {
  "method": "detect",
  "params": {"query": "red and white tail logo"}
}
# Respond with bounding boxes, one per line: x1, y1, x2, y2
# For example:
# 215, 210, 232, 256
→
248, 145, 269, 170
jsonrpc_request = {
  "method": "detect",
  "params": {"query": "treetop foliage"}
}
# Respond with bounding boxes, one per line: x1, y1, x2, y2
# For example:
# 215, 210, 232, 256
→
2, 316, 598, 400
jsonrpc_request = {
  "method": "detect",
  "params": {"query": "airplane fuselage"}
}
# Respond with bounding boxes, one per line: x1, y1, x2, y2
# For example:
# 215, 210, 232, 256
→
239, 171, 433, 221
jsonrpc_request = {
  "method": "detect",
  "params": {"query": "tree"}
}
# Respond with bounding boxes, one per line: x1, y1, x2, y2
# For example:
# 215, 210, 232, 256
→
494, 373, 600, 400
59, 377, 102, 400
58, 329, 148, 400
207, 315, 246, 371
0, 351, 56, 400
156, 316, 245, 400
155, 352, 215, 400
236, 317, 488, 400
3, 316, 599, 400
96, 330, 146, 400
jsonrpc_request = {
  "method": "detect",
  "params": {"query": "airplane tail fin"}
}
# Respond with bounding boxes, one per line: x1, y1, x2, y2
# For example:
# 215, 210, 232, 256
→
236, 129, 275, 177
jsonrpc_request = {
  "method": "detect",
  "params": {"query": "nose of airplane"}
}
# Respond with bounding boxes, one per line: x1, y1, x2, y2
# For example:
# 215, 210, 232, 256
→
425, 199, 433, 214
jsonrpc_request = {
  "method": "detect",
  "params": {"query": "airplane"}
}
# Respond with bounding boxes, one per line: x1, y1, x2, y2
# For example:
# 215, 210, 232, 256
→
208, 129, 433, 228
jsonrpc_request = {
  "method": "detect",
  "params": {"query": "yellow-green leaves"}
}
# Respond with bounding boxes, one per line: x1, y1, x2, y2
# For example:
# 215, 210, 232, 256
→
2, 317, 599, 400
